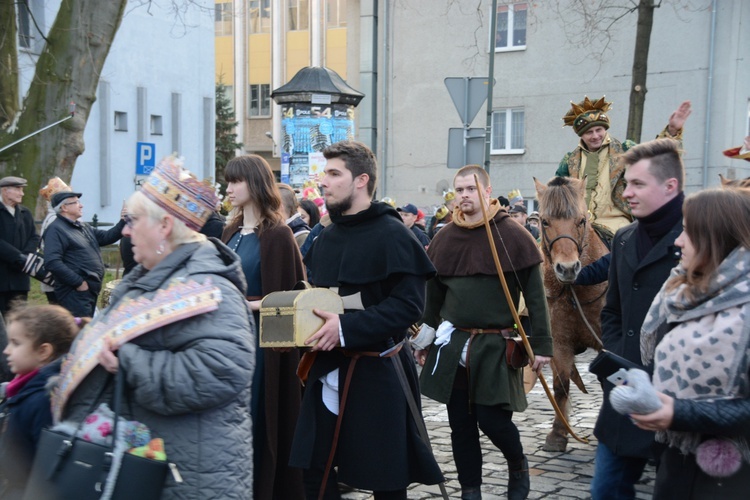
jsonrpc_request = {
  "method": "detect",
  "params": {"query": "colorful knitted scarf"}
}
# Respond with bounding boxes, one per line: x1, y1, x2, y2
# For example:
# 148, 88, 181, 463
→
641, 246, 750, 459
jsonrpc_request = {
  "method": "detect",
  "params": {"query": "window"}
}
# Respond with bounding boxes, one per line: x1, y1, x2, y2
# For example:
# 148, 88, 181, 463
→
326, 0, 347, 28
249, 84, 271, 117
288, 0, 309, 31
249, 0, 271, 34
495, 3, 527, 51
215, 2, 233, 36
491, 108, 524, 154
17, 1, 33, 49
222, 85, 235, 111
150, 115, 163, 135
114, 111, 128, 132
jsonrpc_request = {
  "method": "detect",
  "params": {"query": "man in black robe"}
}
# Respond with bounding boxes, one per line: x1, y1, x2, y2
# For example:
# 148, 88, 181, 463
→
290, 141, 443, 499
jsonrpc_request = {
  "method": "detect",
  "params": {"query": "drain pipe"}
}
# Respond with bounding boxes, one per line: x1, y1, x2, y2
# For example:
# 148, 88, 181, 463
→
380, 0, 390, 198
702, 0, 717, 189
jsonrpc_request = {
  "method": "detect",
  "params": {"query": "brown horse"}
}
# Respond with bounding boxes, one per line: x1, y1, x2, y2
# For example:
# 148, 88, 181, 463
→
719, 173, 750, 188
534, 176, 610, 452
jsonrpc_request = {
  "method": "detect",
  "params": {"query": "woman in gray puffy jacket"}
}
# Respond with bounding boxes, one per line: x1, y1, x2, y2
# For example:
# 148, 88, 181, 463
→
57, 157, 255, 499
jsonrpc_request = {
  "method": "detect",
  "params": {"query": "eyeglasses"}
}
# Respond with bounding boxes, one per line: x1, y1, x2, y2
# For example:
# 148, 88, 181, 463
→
63, 200, 80, 207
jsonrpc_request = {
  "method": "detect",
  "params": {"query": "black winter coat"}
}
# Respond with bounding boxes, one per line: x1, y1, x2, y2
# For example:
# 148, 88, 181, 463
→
0, 359, 61, 498
0, 204, 39, 293
42, 215, 124, 311
594, 219, 682, 458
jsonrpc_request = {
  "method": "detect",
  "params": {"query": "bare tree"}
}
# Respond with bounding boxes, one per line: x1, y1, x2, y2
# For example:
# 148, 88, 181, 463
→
0, 0, 213, 218
549, 0, 701, 142
626, 0, 656, 142
0, 0, 128, 217
0, 0, 20, 129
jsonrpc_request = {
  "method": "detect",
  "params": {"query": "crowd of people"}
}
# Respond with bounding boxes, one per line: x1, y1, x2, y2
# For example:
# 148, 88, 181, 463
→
0, 94, 749, 500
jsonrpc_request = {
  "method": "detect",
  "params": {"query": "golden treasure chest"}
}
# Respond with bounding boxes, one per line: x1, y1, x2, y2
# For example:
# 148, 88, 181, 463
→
259, 288, 344, 347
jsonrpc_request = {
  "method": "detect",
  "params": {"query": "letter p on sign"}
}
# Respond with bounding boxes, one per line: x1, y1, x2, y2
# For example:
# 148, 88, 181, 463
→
136, 142, 156, 175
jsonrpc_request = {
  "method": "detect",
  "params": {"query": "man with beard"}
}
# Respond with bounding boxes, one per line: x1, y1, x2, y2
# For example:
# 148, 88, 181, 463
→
289, 141, 443, 499
413, 165, 552, 500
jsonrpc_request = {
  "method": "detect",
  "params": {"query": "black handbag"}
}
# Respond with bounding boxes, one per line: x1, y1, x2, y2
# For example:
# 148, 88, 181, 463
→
21, 250, 55, 287
588, 349, 641, 380
22, 369, 169, 500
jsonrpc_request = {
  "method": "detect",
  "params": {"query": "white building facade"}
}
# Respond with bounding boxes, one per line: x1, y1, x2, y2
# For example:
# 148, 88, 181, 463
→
17, 0, 216, 224
345, 0, 750, 211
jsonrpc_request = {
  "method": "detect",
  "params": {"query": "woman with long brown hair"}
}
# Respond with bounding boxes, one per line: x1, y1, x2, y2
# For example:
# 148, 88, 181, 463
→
635, 188, 750, 499
223, 154, 306, 499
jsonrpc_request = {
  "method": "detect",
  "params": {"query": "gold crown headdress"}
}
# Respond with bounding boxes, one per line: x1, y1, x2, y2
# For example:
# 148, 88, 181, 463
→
380, 197, 396, 208
435, 205, 450, 221
443, 190, 455, 203
508, 189, 523, 205
39, 177, 71, 202
563, 96, 612, 136
141, 156, 220, 231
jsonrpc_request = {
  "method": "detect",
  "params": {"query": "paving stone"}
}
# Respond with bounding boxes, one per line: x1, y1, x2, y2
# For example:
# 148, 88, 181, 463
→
340, 350, 656, 499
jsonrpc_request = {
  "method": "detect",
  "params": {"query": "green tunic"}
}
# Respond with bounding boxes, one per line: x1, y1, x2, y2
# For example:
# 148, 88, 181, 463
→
419, 268, 552, 410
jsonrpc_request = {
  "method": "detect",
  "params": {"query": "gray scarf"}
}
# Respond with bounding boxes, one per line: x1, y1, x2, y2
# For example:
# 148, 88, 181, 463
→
641, 246, 750, 456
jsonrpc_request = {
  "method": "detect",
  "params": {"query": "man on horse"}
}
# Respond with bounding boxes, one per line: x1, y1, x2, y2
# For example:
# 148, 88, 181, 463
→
556, 96, 691, 236
590, 138, 685, 500
412, 165, 552, 500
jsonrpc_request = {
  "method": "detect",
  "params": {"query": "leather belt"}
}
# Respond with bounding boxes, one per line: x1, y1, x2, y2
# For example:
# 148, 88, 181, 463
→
245, 295, 262, 301
455, 326, 515, 407
318, 342, 404, 499
455, 327, 514, 335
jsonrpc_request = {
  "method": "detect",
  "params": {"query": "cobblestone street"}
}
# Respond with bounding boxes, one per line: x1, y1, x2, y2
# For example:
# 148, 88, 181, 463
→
342, 350, 656, 499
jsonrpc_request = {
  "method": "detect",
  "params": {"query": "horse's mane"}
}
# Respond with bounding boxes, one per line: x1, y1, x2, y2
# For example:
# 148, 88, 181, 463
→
540, 177, 586, 219
720, 174, 750, 189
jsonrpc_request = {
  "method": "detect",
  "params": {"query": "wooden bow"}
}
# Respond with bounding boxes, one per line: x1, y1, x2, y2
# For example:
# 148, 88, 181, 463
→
474, 174, 589, 445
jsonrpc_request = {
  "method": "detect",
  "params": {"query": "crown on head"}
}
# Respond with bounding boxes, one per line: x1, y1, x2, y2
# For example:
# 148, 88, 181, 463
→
435, 205, 450, 220
380, 197, 396, 208
141, 156, 220, 231
443, 190, 456, 202
563, 96, 612, 136
39, 177, 71, 202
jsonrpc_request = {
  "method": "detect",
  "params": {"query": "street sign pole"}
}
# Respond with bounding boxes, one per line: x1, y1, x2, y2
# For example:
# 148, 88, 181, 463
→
484, 0, 498, 172
463, 78, 470, 166
445, 77, 490, 169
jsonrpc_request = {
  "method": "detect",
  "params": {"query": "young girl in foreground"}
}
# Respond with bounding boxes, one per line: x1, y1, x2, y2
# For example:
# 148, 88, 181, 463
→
0, 305, 86, 499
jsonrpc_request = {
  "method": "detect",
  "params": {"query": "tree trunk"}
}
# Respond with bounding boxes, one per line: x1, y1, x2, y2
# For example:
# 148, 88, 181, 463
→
626, 0, 656, 143
0, 0, 127, 218
0, 0, 20, 129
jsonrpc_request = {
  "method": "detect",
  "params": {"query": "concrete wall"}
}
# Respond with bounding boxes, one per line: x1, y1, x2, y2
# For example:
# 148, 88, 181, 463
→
376, 0, 749, 214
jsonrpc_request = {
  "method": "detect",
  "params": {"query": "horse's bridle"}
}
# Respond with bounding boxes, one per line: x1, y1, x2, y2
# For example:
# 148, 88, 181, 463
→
540, 216, 587, 258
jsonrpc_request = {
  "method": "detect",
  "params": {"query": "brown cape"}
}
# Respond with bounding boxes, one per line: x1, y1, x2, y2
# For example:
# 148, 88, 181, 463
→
224, 222, 306, 500
428, 209, 542, 275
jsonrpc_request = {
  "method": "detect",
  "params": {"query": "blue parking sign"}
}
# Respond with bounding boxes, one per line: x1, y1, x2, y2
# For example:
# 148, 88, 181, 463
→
136, 142, 156, 175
